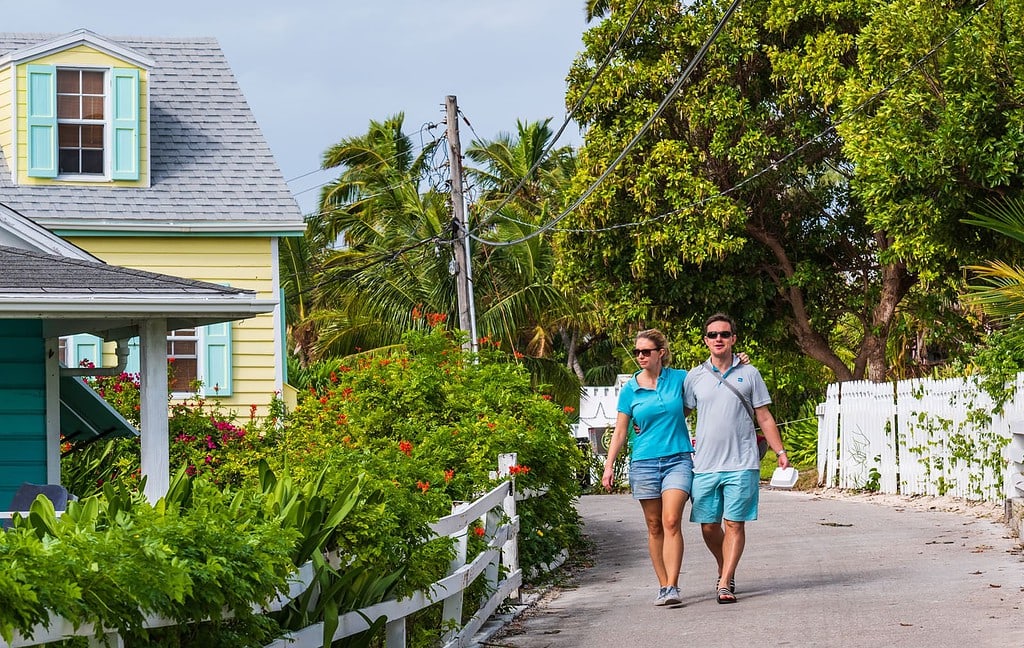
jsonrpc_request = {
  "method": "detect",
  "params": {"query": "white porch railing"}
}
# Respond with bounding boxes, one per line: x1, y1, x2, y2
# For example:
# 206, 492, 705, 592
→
1, 453, 534, 648
817, 374, 1024, 501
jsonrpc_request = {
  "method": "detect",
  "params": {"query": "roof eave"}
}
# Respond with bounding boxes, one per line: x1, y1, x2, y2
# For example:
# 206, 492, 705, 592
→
0, 29, 156, 68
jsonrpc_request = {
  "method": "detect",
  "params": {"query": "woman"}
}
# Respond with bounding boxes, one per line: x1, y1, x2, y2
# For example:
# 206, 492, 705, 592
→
601, 329, 691, 606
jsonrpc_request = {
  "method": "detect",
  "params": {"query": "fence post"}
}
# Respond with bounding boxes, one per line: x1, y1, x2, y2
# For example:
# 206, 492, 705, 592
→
385, 618, 406, 648
440, 500, 471, 646
497, 453, 520, 600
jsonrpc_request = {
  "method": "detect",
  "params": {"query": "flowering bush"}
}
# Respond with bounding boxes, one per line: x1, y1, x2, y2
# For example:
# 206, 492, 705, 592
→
63, 324, 584, 610
277, 324, 584, 588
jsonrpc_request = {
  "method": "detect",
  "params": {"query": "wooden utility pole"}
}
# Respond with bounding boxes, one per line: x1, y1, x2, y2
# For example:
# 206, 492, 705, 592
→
445, 95, 478, 353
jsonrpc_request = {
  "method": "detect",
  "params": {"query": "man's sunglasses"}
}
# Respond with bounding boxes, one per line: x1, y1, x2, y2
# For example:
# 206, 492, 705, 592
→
633, 347, 661, 357
704, 331, 734, 339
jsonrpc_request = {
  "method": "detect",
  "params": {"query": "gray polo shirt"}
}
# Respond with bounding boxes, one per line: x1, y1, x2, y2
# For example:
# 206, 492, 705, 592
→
684, 358, 771, 473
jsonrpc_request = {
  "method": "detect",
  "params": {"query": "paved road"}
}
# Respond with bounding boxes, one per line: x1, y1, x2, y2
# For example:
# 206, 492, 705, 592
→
486, 490, 1024, 648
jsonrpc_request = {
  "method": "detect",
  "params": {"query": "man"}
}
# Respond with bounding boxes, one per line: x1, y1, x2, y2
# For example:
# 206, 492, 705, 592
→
684, 313, 789, 604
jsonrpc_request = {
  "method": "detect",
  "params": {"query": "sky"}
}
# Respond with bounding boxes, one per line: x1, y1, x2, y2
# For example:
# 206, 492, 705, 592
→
12, 1, 592, 213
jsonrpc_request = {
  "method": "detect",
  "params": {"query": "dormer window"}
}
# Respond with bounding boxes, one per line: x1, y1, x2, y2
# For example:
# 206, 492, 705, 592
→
57, 69, 106, 175
26, 64, 139, 181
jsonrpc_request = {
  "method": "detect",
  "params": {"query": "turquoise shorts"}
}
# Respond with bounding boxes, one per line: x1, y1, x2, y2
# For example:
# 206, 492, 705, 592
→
689, 469, 760, 523
628, 452, 693, 500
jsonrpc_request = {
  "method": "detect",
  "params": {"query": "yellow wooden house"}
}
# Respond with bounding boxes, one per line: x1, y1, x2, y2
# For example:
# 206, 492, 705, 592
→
0, 29, 305, 416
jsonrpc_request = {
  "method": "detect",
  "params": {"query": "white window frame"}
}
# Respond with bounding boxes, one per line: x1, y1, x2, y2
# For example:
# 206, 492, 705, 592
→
55, 66, 111, 181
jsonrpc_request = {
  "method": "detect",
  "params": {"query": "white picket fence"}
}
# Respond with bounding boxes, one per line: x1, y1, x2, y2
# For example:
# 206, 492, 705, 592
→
817, 374, 1024, 501
2, 453, 532, 648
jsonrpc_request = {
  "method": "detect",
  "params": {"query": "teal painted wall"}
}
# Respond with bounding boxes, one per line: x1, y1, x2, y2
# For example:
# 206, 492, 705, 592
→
0, 320, 46, 506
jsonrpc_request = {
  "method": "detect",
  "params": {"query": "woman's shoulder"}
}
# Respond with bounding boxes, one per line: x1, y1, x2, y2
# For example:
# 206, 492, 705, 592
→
664, 366, 688, 380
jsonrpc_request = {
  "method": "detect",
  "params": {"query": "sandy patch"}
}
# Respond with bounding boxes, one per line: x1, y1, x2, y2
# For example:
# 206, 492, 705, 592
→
807, 487, 1006, 521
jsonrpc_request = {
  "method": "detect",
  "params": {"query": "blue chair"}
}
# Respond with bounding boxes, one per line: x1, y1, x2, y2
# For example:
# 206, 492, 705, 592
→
1, 482, 71, 530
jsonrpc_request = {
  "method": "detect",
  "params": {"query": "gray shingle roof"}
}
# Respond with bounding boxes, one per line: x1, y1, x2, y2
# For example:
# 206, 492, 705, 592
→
0, 244, 253, 296
0, 32, 305, 234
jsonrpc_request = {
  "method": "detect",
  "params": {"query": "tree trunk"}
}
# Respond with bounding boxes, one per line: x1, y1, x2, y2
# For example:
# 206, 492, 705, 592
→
747, 224, 854, 381
562, 328, 586, 383
857, 250, 916, 382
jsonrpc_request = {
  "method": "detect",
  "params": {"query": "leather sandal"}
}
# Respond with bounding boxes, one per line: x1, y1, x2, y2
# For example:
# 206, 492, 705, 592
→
716, 587, 737, 604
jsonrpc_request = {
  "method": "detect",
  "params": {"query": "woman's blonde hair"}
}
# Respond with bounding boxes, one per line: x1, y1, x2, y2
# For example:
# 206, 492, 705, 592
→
636, 328, 672, 365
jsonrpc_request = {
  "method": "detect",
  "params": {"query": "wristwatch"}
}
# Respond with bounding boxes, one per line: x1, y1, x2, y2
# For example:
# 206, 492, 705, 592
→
776, 449, 787, 455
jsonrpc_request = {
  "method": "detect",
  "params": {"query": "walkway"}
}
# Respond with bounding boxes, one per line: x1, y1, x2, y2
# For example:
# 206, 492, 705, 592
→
486, 490, 1024, 648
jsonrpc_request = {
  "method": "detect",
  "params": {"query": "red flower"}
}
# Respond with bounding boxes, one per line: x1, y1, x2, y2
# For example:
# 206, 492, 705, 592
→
509, 465, 531, 476
399, 440, 413, 456
416, 480, 430, 493
563, 406, 576, 414
473, 526, 485, 537
444, 469, 455, 482
541, 394, 552, 401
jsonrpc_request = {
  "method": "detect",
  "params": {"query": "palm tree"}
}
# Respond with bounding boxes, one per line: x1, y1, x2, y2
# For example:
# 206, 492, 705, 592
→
963, 197, 1024, 321
280, 115, 452, 362
285, 116, 600, 402
466, 120, 607, 386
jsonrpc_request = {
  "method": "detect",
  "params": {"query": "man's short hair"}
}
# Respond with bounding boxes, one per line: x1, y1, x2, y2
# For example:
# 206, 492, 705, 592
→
704, 312, 737, 335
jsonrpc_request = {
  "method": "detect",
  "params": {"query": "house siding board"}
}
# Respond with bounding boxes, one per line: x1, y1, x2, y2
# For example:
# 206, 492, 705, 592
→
80, 236, 280, 413
0, 64, 11, 159
0, 32, 303, 233
0, 319, 46, 506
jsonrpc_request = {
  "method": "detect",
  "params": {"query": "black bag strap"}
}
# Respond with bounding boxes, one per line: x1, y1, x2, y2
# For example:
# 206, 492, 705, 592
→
703, 360, 758, 428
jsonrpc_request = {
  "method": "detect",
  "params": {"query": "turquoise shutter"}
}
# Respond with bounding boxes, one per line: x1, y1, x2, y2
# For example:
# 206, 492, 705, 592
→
66, 334, 104, 369
26, 64, 57, 178
279, 287, 288, 385
111, 68, 139, 180
203, 322, 233, 396
124, 336, 141, 374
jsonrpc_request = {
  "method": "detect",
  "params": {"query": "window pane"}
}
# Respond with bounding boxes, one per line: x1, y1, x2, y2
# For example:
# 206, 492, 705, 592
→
169, 358, 198, 392
81, 149, 103, 174
58, 124, 80, 147
58, 149, 80, 174
171, 340, 197, 356
82, 71, 104, 94
81, 125, 104, 147
82, 96, 104, 120
56, 70, 79, 93
57, 95, 80, 119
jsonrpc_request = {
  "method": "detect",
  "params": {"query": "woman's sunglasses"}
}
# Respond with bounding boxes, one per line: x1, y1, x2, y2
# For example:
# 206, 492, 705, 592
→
704, 331, 734, 339
633, 347, 661, 357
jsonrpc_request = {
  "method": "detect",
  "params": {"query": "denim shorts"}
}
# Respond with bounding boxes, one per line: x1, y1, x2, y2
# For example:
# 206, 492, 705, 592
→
689, 469, 760, 523
628, 452, 694, 500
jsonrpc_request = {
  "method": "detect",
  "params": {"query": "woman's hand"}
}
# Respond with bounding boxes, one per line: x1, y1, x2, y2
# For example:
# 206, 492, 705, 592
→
601, 463, 616, 490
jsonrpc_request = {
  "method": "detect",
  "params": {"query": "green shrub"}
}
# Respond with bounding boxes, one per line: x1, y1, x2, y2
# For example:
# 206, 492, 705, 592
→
277, 325, 584, 590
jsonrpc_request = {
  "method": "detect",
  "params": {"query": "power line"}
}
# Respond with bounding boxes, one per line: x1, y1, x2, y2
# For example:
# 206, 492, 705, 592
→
283, 232, 449, 302
467, 0, 649, 230
469, 0, 743, 248
479, 0, 989, 239
285, 121, 443, 202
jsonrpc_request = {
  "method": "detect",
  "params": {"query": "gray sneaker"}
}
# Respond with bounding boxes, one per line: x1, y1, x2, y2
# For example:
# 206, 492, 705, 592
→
654, 586, 669, 606
662, 586, 681, 605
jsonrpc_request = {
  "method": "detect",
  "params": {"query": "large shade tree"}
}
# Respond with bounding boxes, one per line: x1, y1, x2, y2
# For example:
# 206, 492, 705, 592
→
555, 0, 1024, 381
